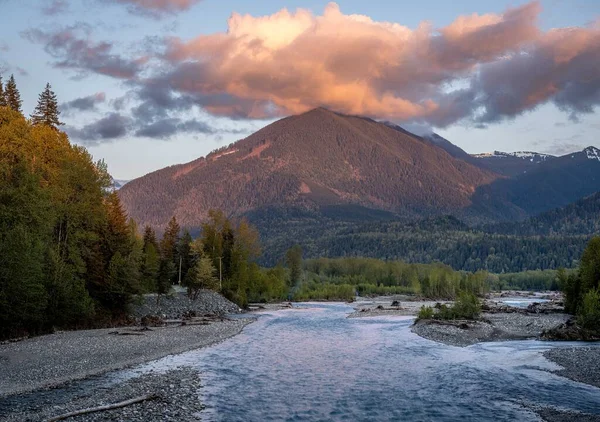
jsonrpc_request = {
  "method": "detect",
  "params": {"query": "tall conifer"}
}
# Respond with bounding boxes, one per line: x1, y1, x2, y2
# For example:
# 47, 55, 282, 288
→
5, 74, 22, 113
31, 83, 63, 129
0, 75, 7, 107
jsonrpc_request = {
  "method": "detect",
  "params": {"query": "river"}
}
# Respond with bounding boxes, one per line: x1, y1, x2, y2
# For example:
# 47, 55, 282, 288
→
4, 302, 600, 421
116, 302, 600, 421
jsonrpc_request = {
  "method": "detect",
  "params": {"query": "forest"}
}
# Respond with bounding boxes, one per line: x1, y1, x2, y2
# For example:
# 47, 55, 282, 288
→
0, 77, 289, 339
252, 208, 593, 273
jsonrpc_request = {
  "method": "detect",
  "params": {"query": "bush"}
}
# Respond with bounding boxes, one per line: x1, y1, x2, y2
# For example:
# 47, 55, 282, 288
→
434, 292, 481, 320
577, 288, 600, 331
417, 306, 434, 320
452, 291, 481, 320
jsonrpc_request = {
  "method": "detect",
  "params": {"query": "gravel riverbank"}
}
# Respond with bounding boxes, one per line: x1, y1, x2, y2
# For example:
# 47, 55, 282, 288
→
411, 312, 570, 347
131, 289, 241, 320
1, 367, 206, 422
0, 318, 253, 397
543, 347, 600, 388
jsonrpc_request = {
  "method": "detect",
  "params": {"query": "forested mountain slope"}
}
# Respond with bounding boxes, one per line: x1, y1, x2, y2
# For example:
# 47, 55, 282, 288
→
120, 108, 497, 229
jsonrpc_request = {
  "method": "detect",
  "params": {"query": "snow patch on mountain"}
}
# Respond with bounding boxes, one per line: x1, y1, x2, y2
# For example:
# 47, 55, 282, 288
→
471, 151, 553, 161
584, 146, 600, 161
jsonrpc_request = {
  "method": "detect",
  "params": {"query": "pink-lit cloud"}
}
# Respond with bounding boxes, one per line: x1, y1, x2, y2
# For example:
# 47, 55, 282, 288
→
25, 1, 600, 140
153, 1, 599, 126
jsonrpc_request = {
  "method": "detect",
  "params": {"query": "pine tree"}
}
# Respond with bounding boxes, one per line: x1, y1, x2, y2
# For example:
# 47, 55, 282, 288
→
5, 75, 22, 113
0, 75, 7, 107
31, 83, 63, 129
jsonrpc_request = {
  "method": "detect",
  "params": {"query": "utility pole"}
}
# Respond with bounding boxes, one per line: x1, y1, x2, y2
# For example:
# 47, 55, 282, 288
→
219, 256, 222, 292
178, 256, 182, 285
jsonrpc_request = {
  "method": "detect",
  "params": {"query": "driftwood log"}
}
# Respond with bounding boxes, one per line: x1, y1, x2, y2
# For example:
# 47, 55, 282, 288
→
47, 394, 160, 421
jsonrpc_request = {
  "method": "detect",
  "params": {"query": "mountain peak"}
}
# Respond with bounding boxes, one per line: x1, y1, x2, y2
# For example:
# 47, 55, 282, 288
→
584, 146, 600, 161
120, 109, 497, 228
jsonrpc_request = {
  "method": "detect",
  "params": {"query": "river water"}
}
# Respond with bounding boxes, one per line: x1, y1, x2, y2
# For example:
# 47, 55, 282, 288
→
120, 302, 600, 421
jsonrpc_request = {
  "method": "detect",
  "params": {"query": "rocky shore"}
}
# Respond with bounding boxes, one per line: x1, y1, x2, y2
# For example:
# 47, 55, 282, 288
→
131, 289, 241, 321
0, 317, 253, 398
1, 367, 206, 422
0, 288, 249, 397
412, 312, 570, 347
543, 347, 600, 388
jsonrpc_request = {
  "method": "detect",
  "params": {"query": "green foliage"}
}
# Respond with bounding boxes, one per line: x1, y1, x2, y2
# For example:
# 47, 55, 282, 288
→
285, 245, 303, 287
0, 103, 139, 338
247, 264, 288, 303
254, 211, 591, 274
4, 75, 21, 113
451, 291, 481, 320
299, 257, 487, 301
199, 210, 262, 308
294, 282, 355, 301
421, 292, 481, 321
141, 233, 160, 292
0, 76, 6, 107
31, 83, 63, 130
577, 288, 600, 331
417, 306, 434, 320
561, 237, 600, 333
489, 270, 563, 291
185, 256, 219, 300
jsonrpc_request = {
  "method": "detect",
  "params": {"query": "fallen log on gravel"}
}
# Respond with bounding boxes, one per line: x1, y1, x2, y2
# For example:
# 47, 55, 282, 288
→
48, 394, 160, 421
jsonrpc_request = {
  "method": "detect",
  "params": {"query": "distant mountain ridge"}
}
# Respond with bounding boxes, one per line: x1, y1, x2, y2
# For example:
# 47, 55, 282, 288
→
120, 108, 600, 233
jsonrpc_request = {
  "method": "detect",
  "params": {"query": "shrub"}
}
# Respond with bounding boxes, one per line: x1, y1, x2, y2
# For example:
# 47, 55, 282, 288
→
417, 306, 434, 320
452, 291, 481, 320
434, 292, 481, 320
577, 288, 600, 332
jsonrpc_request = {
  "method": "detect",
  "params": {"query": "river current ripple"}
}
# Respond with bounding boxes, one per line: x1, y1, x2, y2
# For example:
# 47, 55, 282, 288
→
126, 302, 600, 421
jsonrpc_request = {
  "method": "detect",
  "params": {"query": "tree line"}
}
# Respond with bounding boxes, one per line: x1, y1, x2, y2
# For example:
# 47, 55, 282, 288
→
253, 210, 592, 273
0, 79, 290, 340
295, 256, 489, 301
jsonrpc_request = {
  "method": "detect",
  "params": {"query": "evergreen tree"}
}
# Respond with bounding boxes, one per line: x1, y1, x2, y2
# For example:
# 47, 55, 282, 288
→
177, 230, 193, 283
4, 75, 22, 113
286, 245, 303, 288
160, 217, 180, 261
143, 226, 158, 250
0, 75, 7, 107
31, 83, 63, 129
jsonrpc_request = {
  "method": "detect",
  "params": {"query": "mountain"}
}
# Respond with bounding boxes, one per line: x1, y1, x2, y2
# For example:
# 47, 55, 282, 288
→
113, 179, 130, 190
422, 133, 473, 161
119, 108, 498, 229
487, 191, 600, 236
470, 150, 555, 177
469, 146, 600, 220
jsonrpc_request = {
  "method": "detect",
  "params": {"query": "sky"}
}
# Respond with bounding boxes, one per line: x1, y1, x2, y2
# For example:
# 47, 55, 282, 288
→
0, 0, 599, 180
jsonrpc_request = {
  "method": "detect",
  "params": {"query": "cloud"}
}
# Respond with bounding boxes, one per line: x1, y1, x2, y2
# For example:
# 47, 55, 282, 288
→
66, 112, 132, 145
23, 25, 145, 79
147, 1, 598, 127
43, 0, 68, 16
135, 117, 215, 138
110, 0, 202, 17
32, 1, 600, 139
61, 92, 106, 114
